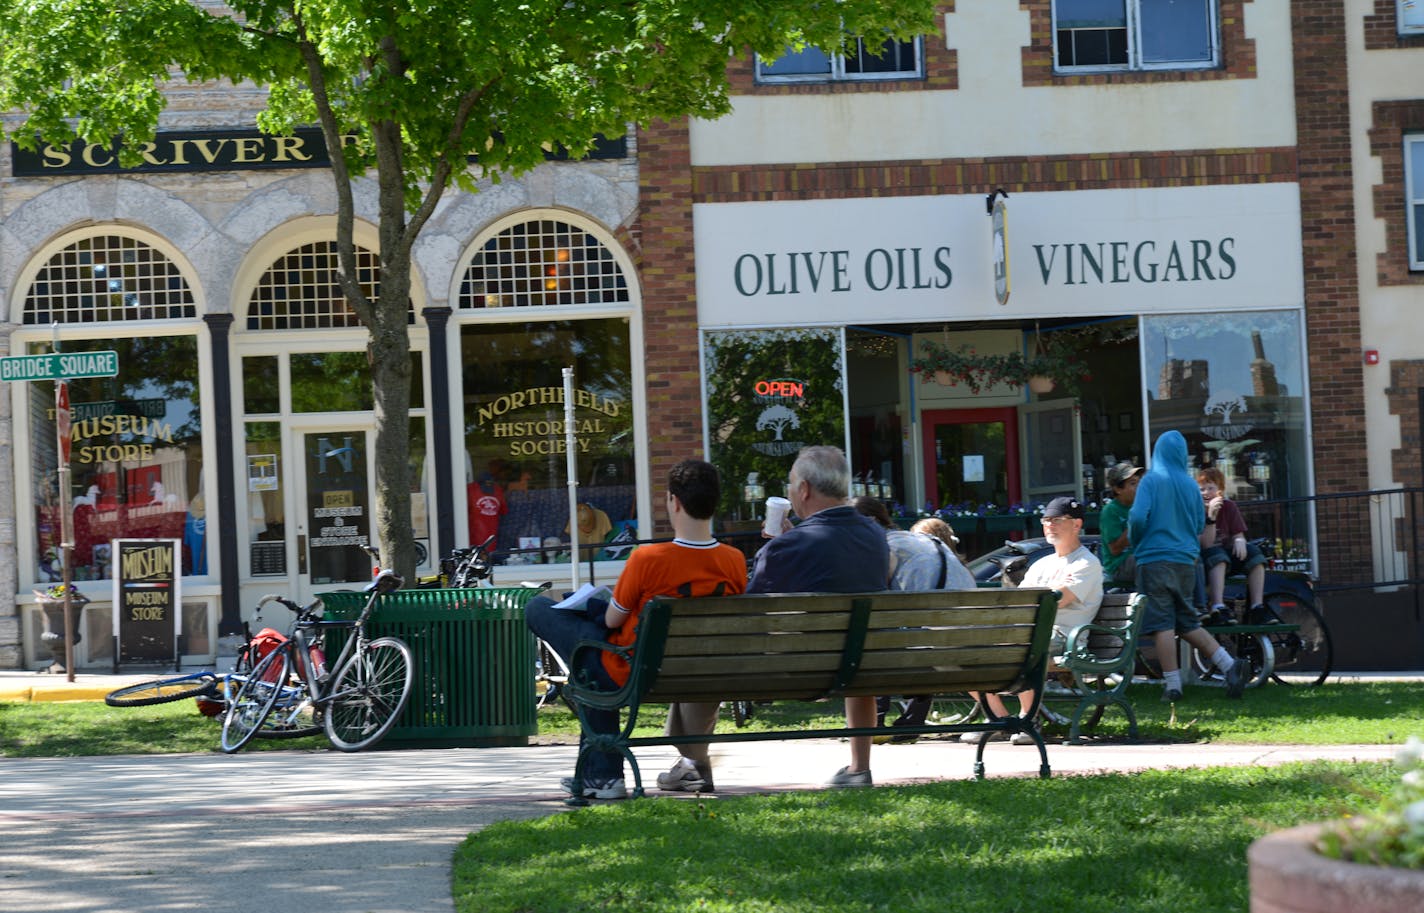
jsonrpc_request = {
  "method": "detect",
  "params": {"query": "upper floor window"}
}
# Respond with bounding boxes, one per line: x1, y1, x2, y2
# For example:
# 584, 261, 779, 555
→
1407, 135, 1424, 271
1054, 0, 1218, 72
757, 36, 923, 83
1402, 0, 1424, 36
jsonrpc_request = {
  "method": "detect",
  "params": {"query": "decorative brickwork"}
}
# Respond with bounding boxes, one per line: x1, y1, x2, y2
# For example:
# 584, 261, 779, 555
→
724, 3, 957, 95
1293, 1, 1371, 584
1020, 0, 1256, 87
1364, 0, 1424, 50
694, 147, 1296, 202
1369, 99, 1424, 286
634, 118, 703, 534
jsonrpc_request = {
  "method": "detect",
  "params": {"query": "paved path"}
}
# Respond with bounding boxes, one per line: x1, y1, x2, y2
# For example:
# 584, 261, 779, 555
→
0, 737, 1399, 913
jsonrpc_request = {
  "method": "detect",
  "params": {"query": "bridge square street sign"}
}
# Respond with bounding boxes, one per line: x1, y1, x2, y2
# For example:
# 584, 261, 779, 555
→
0, 351, 120, 382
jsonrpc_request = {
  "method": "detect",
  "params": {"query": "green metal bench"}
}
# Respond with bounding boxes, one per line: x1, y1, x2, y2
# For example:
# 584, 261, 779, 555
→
562, 587, 1059, 801
1053, 592, 1147, 743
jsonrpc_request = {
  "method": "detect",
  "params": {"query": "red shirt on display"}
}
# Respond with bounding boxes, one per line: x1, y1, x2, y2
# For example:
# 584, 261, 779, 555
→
468, 482, 506, 546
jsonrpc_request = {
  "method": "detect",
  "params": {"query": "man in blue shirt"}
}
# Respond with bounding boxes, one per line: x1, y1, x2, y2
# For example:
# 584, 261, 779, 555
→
1129, 430, 1249, 702
749, 445, 889, 786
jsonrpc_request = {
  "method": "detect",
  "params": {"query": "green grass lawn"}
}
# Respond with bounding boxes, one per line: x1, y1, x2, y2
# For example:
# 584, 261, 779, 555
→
452, 760, 1395, 913
2, 680, 1418, 757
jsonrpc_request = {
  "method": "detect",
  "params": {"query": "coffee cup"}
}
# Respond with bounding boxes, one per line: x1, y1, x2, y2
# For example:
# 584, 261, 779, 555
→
762, 496, 792, 538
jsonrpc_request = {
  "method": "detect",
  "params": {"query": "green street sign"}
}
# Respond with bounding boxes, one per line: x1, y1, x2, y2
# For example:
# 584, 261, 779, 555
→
0, 351, 120, 382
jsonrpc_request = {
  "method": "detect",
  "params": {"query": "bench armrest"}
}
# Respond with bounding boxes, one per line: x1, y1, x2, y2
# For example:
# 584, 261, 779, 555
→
1061, 621, 1136, 674
564, 638, 636, 710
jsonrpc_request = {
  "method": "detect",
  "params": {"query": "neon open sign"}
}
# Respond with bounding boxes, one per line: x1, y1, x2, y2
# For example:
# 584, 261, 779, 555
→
754, 379, 805, 398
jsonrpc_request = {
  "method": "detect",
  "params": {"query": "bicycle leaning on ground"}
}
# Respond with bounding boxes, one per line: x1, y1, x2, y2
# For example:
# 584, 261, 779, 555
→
220, 568, 414, 753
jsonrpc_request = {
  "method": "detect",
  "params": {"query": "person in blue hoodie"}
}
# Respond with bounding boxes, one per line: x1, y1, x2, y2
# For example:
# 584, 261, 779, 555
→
1129, 430, 1250, 702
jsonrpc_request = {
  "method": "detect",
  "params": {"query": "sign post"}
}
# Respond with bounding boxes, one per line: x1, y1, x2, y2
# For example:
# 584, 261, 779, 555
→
0, 344, 119, 681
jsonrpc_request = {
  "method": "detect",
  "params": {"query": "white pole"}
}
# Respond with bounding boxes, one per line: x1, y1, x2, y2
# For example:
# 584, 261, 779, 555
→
563, 367, 580, 589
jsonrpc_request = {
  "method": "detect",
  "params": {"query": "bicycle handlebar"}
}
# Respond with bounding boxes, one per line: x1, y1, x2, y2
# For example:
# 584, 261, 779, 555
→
257, 593, 324, 616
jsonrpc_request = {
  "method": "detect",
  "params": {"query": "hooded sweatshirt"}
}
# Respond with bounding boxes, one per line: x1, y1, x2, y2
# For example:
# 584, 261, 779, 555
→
1128, 430, 1204, 566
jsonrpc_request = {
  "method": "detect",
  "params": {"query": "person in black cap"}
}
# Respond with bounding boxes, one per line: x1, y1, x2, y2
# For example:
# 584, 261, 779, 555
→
962, 496, 1103, 746
1101, 462, 1145, 589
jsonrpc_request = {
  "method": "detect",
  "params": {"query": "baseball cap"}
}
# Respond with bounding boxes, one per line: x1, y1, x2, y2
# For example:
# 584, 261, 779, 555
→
1042, 496, 1085, 520
1105, 462, 1145, 488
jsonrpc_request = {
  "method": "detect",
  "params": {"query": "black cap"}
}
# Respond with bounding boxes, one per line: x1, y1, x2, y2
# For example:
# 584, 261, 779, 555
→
1042, 496, 1085, 520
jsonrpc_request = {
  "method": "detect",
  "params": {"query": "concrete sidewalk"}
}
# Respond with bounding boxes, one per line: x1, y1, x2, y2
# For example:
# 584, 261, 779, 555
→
0, 668, 1408, 913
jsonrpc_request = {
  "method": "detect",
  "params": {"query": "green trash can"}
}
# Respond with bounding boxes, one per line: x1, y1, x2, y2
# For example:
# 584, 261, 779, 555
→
318, 586, 541, 747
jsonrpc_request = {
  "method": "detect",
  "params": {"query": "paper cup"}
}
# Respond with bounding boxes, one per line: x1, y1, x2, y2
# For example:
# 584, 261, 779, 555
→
762, 496, 792, 538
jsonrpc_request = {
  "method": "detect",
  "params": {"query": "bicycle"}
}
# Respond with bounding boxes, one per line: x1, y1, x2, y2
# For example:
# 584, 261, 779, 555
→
220, 568, 414, 753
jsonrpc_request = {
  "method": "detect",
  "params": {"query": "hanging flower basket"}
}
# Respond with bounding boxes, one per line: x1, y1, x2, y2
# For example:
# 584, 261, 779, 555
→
909, 338, 1090, 395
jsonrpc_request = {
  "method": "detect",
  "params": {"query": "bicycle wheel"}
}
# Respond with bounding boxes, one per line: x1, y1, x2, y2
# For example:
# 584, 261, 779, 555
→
221, 649, 290, 753
257, 701, 322, 739
929, 693, 982, 726
106, 673, 218, 707
323, 637, 414, 752
1264, 595, 1333, 686
1191, 632, 1273, 689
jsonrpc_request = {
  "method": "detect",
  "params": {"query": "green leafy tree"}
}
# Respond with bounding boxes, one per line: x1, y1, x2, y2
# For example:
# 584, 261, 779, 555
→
0, 0, 938, 578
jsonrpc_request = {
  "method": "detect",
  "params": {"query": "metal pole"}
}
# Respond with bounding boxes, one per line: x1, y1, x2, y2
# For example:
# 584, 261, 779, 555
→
563, 367, 580, 589
56, 377, 76, 683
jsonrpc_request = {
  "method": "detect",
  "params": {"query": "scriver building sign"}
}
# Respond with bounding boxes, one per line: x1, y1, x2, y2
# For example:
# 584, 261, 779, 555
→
11, 129, 629, 176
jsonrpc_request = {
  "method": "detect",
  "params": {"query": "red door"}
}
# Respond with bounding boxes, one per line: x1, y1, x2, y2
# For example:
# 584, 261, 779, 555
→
921, 407, 1021, 512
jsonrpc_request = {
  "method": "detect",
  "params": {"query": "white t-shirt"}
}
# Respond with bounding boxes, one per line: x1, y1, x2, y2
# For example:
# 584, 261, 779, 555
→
1020, 544, 1104, 637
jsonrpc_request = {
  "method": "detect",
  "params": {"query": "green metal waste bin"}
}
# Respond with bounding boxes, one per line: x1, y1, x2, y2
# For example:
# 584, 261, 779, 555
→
318, 586, 541, 747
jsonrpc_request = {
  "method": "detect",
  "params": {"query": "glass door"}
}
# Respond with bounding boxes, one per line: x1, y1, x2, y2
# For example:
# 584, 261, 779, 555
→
920, 407, 1021, 512
292, 424, 377, 602
1018, 399, 1084, 506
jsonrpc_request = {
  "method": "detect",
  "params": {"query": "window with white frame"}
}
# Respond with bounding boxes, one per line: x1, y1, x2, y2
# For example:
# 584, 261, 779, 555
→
1054, 0, 1218, 71
757, 36, 922, 83
1402, 0, 1424, 36
1408, 135, 1424, 270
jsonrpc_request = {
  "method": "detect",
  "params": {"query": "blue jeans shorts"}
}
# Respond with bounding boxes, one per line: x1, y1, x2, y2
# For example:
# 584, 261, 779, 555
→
1201, 542, 1267, 577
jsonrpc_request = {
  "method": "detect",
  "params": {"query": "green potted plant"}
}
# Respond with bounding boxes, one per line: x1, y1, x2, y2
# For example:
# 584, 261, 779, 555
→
909, 338, 1090, 395
1249, 736, 1424, 911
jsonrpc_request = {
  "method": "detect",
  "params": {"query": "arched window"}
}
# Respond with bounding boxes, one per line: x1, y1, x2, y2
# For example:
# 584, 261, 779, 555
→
23, 235, 195, 324
458, 218, 629, 309
456, 215, 638, 560
247, 241, 395, 330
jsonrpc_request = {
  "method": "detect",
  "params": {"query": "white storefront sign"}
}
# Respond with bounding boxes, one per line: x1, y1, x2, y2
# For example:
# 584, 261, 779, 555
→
694, 183, 1303, 327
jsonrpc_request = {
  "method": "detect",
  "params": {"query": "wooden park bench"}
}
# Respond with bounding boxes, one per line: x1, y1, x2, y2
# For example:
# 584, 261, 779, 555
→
562, 587, 1058, 801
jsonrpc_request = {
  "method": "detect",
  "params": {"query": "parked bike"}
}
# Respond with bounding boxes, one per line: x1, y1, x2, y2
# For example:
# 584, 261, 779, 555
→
220, 569, 414, 753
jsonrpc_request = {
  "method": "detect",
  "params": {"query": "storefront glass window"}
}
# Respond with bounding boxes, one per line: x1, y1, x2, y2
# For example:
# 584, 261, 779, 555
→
703, 328, 847, 522
1142, 310, 1310, 557
242, 356, 279, 413
245, 422, 285, 576
289, 351, 424, 412
30, 336, 205, 582
460, 319, 634, 563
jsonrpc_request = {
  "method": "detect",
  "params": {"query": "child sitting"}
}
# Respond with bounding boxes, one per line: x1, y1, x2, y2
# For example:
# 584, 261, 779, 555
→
1196, 466, 1266, 624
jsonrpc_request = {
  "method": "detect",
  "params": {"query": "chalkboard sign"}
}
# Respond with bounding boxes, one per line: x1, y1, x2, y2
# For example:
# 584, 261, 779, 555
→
111, 539, 181, 668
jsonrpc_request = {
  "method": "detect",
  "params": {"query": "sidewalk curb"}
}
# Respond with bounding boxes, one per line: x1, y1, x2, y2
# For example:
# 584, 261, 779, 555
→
0, 683, 116, 702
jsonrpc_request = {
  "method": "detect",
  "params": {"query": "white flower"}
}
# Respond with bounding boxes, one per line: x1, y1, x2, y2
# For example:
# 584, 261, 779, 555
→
1403, 799, 1424, 834
1395, 735, 1423, 769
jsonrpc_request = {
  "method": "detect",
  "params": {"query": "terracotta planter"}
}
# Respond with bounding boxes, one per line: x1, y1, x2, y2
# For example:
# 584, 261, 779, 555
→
933, 370, 956, 386
1028, 375, 1055, 394
1249, 823, 1424, 912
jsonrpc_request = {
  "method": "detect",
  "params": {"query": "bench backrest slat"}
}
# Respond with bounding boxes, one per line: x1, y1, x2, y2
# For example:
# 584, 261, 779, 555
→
634, 588, 1057, 703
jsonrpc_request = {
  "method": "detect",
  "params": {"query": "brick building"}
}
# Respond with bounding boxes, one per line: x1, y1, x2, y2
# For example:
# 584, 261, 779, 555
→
2, 1, 1421, 670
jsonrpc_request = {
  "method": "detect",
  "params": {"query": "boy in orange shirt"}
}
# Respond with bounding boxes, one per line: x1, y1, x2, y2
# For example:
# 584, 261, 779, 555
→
526, 459, 746, 799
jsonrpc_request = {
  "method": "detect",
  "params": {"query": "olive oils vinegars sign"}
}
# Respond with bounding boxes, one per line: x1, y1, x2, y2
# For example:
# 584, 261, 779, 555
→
111, 539, 181, 669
